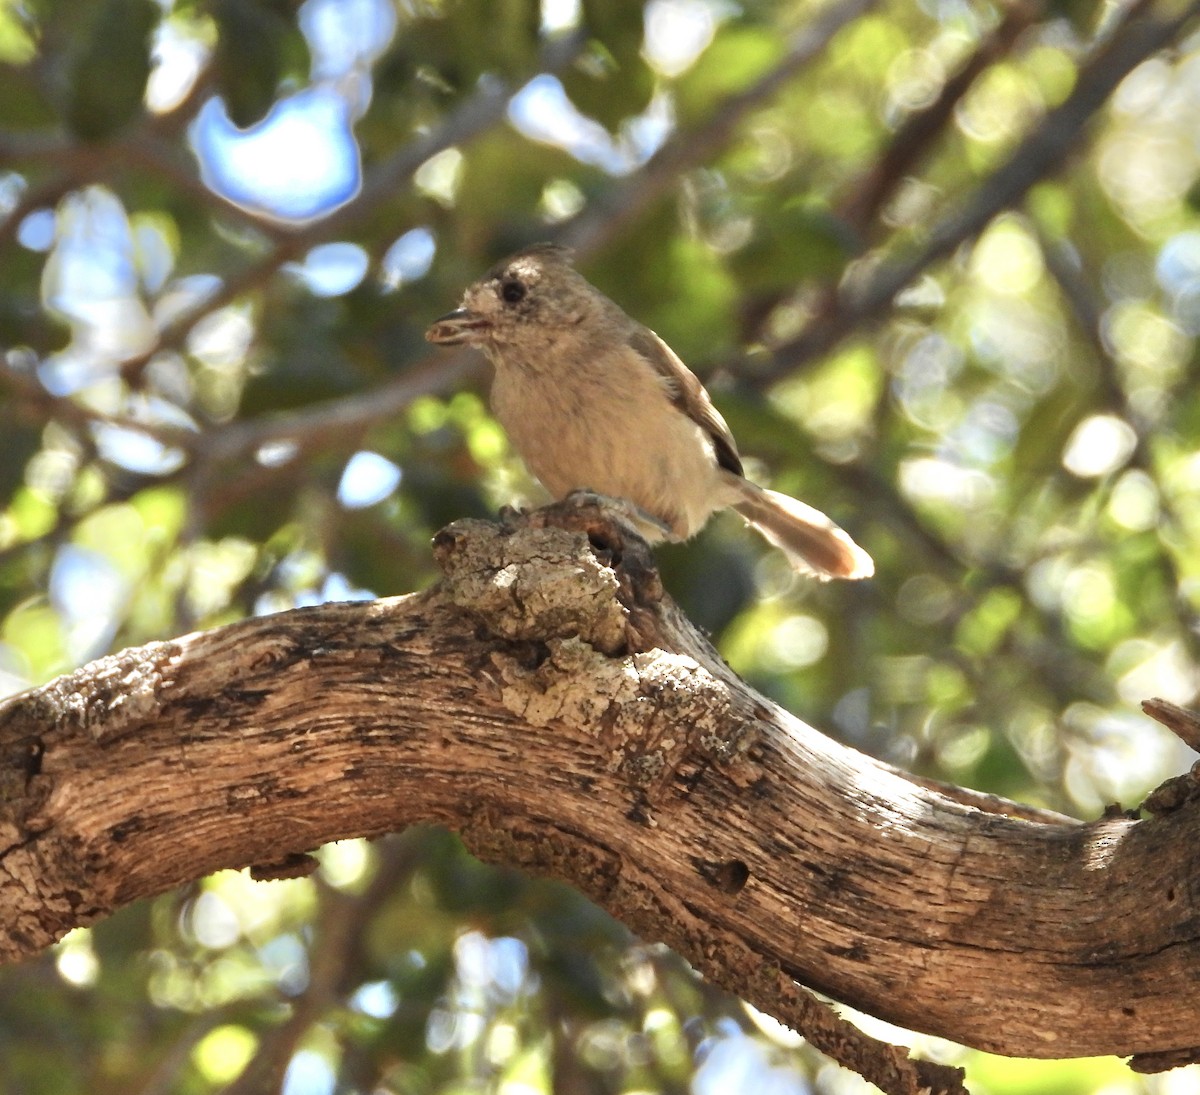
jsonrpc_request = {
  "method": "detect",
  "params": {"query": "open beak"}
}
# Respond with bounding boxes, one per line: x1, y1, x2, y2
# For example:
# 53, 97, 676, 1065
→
425, 308, 490, 345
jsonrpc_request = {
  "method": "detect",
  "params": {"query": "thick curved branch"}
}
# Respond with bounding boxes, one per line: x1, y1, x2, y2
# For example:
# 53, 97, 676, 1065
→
0, 503, 1197, 1075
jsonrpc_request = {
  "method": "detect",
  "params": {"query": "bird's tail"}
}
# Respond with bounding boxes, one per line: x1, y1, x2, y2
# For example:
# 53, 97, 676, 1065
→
730, 480, 873, 581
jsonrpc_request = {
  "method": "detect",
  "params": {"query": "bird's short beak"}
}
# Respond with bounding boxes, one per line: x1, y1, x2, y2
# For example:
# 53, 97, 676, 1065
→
425, 308, 490, 345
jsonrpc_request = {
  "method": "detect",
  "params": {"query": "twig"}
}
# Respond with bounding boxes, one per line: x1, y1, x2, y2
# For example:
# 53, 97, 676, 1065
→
1137, 700, 1200, 817
203, 348, 481, 465
329, 31, 584, 238
0, 132, 80, 169
1130, 1044, 1200, 1073
777, 974, 968, 1095
1143, 698, 1200, 752
113, 131, 291, 240
740, 0, 1044, 346
1034, 225, 1131, 419
0, 358, 195, 447
0, 59, 218, 253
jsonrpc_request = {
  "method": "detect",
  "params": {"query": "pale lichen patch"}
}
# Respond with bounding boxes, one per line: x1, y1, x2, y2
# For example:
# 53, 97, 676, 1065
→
27, 642, 181, 744
437, 520, 628, 653
493, 637, 752, 790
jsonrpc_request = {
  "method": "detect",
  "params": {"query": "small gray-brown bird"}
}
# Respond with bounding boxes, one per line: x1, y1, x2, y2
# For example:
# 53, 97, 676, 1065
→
426, 244, 872, 580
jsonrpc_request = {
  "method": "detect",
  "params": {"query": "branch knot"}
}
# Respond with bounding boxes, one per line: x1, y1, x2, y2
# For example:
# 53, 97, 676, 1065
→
432, 496, 665, 655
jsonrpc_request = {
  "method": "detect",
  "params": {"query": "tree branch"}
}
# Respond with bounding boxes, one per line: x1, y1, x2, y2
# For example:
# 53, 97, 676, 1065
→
1, 501, 1197, 1081
761, 0, 1200, 380
561, 0, 881, 257
111, 29, 586, 383
837, 0, 1044, 235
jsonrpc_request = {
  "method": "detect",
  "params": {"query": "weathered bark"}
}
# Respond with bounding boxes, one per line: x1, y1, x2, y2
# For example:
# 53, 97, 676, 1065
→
0, 503, 1197, 1074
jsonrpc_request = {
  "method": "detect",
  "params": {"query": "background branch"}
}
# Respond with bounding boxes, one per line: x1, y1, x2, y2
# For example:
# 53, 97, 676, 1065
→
762, 0, 1200, 379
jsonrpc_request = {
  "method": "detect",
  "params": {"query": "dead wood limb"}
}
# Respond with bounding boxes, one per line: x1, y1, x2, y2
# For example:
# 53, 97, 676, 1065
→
1, 503, 1197, 1081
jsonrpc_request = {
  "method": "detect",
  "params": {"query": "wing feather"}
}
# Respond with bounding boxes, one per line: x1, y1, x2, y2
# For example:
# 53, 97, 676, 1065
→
627, 327, 743, 477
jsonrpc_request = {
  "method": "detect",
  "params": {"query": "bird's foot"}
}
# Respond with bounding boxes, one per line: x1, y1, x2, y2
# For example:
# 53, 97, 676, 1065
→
497, 503, 528, 528
559, 490, 673, 540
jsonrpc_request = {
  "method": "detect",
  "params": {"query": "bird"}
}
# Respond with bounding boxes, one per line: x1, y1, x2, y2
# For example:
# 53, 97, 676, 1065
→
425, 243, 872, 580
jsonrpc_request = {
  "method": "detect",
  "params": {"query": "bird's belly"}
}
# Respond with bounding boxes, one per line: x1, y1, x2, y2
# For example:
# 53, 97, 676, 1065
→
491, 369, 721, 539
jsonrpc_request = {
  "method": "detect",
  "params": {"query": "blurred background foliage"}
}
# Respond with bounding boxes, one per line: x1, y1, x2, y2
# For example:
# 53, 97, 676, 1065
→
0, 0, 1199, 1091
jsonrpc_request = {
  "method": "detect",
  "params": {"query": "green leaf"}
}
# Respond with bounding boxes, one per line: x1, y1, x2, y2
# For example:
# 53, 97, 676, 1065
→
1, 597, 66, 681
0, 63, 56, 127
729, 199, 858, 290
561, 0, 654, 131
0, 0, 37, 64
0, 418, 39, 506
673, 24, 781, 129
969, 1053, 1129, 1095
390, 0, 540, 96
210, 0, 309, 128
64, 0, 158, 140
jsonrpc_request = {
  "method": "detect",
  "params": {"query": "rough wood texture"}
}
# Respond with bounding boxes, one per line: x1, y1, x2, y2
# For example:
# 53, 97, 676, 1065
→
1, 502, 1197, 1071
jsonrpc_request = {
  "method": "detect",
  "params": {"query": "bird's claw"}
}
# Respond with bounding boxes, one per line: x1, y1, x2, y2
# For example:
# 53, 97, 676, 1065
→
560, 490, 673, 540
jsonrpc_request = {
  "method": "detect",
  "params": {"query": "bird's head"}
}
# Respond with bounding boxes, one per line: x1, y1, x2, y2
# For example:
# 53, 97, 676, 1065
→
425, 243, 603, 356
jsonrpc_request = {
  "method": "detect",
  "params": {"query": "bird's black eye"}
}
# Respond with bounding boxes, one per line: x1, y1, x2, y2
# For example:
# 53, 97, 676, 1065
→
501, 279, 526, 304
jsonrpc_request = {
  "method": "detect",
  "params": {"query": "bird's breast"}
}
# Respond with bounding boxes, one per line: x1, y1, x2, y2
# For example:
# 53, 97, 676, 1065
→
488, 345, 724, 539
